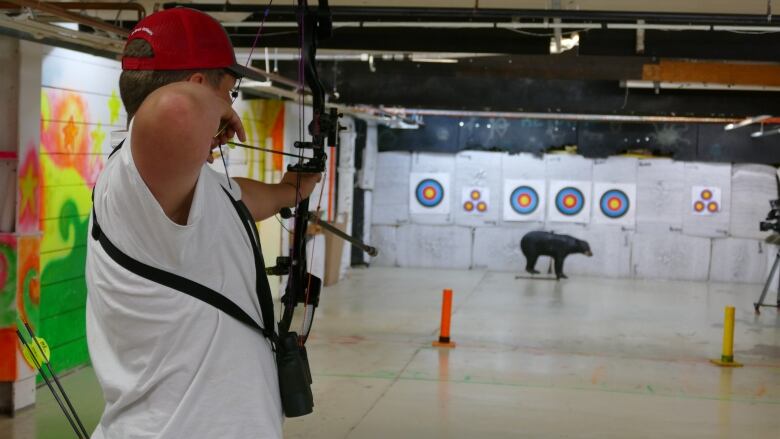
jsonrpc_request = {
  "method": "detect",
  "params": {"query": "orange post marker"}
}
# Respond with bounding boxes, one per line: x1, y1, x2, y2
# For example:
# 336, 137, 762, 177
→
432, 288, 456, 348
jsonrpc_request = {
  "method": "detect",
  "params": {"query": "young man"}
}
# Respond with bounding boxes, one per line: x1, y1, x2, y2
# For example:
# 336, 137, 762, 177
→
85, 8, 320, 438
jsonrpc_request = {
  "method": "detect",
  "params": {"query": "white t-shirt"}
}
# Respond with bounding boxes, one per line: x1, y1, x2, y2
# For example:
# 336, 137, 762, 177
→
86, 124, 282, 439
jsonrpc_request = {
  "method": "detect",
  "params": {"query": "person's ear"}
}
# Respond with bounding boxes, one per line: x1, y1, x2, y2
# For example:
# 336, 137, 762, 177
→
187, 72, 207, 84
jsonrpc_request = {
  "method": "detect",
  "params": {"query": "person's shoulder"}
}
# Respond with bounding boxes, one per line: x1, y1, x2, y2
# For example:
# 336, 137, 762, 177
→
202, 163, 242, 200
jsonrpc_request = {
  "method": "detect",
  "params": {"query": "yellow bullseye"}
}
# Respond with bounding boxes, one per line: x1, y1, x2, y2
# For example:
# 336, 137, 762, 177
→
423, 187, 436, 199
519, 194, 530, 206
564, 196, 576, 207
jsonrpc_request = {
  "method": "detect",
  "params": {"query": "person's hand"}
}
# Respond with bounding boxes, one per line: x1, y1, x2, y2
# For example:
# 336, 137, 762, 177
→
208, 106, 245, 163
281, 171, 323, 201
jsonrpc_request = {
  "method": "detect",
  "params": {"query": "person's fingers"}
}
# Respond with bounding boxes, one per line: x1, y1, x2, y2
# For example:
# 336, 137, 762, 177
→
233, 112, 246, 142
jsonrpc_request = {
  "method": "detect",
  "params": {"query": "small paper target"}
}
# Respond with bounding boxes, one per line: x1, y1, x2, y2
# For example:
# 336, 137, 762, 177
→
410, 173, 451, 215
415, 179, 444, 208
510, 186, 539, 215
691, 186, 721, 216
593, 182, 635, 226
599, 189, 630, 219
555, 187, 585, 216
461, 187, 489, 214
504, 179, 545, 222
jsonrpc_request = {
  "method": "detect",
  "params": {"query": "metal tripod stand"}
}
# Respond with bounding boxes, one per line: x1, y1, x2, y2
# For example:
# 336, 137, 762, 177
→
754, 248, 780, 314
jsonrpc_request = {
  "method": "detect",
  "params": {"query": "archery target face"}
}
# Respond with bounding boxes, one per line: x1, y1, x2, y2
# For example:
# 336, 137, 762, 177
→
547, 180, 591, 223
410, 173, 451, 214
462, 187, 490, 214
503, 179, 545, 222
593, 183, 636, 226
691, 186, 721, 216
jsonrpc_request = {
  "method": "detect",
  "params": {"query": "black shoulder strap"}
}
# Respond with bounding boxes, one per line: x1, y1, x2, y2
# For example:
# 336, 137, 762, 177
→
221, 187, 277, 343
91, 143, 277, 342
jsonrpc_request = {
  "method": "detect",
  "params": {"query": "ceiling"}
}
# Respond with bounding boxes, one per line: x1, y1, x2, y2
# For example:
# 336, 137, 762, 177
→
1, 0, 779, 118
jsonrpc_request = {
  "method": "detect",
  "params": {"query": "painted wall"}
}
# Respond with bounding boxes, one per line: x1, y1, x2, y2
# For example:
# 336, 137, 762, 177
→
371, 150, 776, 284
38, 46, 123, 373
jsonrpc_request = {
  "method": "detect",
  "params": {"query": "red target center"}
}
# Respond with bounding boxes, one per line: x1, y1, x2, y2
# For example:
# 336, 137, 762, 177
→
564, 195, 577, 207
423, 187, 437, 200
608, 197, 622, 210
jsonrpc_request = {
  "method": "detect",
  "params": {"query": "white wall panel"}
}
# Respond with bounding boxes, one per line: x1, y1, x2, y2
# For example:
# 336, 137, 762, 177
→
371, 151, 410, 225
730, 164, 776, 240
472, 225, 542, 271
636, 159, 685, 233
369, 225, 398, 267
632, 232, 711, 281
709, 238, 767, 284
396, 224, 472, 269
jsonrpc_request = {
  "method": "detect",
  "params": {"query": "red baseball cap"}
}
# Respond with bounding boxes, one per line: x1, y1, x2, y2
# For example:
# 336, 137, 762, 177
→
122, 7, 263, 81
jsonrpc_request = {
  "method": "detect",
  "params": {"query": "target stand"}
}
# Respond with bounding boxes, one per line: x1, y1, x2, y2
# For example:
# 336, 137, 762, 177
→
754, 235, 780, 314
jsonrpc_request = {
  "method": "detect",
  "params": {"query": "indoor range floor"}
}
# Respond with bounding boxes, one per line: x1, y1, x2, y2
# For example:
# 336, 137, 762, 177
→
2, 267, 779, 439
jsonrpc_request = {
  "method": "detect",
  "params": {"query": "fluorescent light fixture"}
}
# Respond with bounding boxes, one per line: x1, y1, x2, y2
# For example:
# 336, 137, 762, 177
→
496, 22, 601, 29
724, 115, 772, 130
240, 80, 273, 88
362, 21, 493, 28
751, 127, 780, 138
623, 80, 780, 92
607, 23, 711, 31
223, 21, 362, 27
410, 56, 458, 63
713, 25, 780, 32
550, 33, 579, 54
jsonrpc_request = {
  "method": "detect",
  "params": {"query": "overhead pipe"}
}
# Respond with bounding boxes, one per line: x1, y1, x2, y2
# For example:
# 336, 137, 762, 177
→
379, 108, 739, 124
0, 2, 145, 20
161, 3, 776, 26
2, 0, 130, 36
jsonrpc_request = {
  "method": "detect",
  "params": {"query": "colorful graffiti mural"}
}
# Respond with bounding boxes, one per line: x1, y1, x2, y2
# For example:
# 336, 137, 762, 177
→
239, 99, 285, 179
38, 86, 117, 373
17, 146, 41, 234
0, 235, 17, 381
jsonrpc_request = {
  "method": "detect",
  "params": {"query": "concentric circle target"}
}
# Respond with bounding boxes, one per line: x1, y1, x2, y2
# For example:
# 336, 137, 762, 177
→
599, 189, 630, 219
694, 201, 705, 212
707, 201, 719, 213
510, 186, 539, 215
415, 179, 444, 208
463, 201, 474, 211
555, 187, 585, 216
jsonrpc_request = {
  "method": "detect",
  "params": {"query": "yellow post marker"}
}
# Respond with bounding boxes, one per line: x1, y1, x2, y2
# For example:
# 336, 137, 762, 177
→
432, 289, 456, 348
710, 306, 743, 367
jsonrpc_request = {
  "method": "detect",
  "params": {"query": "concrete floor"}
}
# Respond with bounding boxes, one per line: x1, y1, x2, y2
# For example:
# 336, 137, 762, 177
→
2, 267, 779, 438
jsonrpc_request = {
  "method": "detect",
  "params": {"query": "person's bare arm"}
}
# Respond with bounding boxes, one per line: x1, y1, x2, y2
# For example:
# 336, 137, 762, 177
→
131, 81, 245, 224
235, 172, 321, 221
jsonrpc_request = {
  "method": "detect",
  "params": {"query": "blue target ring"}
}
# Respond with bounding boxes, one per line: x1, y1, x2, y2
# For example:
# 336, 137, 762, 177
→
600, 189, 630, 219
510, 186, 539, 215
555, 187, 585, 216
415, 179, 444, 208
